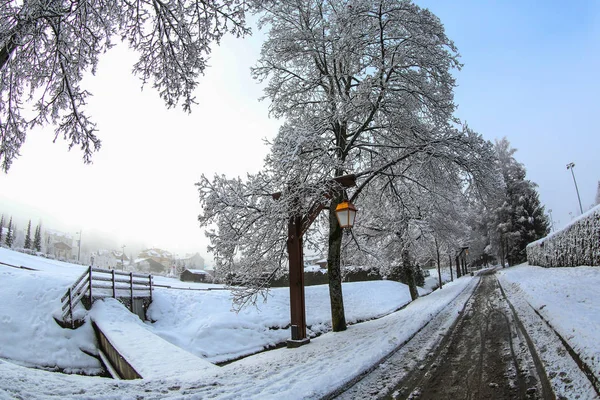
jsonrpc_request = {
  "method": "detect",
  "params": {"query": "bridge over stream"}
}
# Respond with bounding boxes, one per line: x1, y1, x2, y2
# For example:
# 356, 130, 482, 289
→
58, 267, 217, 380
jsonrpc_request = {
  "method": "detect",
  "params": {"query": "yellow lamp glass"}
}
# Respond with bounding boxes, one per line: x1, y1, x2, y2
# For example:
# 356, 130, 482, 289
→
335, 201, 357, 229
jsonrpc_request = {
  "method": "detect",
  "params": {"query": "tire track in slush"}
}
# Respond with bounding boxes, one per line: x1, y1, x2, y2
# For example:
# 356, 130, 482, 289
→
331, 276, 481, 400
336, 269, 555, 400
392, 270, 553, 399
500, 284, 600, 398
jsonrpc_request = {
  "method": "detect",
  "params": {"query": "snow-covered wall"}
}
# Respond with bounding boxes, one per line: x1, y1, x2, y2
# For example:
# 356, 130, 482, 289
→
526, 205, 600, 267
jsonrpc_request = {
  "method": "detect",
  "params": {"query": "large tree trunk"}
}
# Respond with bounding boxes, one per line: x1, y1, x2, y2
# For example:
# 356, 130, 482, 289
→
403, 249, 419, 301
326, 195, 346, 332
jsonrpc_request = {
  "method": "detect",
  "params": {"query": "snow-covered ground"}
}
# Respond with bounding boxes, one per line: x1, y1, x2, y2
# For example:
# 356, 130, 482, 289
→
1, 248, 599, 399
0, 248, 443, 370
497, 264, 600, 398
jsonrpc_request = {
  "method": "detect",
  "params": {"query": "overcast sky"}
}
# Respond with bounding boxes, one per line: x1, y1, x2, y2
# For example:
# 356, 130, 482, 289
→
1, 0, 598, 263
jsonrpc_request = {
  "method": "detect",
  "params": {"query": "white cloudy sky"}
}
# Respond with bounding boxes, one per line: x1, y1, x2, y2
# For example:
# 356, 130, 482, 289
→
0, 19, 279, 259
1, 1, 599, 263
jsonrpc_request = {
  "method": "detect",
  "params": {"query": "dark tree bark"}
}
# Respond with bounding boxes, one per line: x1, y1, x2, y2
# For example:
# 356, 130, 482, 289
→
403, 249, 419, 301
327, 195, 346, 332
435, 238, 443, 289
0, 38, 17, 72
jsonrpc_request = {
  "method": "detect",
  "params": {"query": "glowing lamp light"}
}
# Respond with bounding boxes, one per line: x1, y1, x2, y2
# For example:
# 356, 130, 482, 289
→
335, 201, 358, 229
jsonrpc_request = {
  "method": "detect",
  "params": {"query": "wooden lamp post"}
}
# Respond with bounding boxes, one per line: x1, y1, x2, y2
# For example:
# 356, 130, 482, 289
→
275, 174, 358, 348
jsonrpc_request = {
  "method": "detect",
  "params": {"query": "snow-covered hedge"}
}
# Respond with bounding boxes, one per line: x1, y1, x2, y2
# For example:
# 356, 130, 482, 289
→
527, 205, 600, 267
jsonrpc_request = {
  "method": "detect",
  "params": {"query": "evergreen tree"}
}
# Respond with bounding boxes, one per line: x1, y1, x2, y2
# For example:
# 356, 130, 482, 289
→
33, 224, 42, 252
0, 214, 4, 243
24, 220, 32, 249
5, 217, 13, 248
491, 138, 550, 265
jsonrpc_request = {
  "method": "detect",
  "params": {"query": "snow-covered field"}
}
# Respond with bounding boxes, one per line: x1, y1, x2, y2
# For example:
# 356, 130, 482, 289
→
149, 278, 424, 364
1, 248, 599, 399
0, 248, 442, 370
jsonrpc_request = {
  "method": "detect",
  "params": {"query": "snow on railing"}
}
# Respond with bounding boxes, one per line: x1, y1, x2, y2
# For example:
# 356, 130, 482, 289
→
59, 267, 153, 328
526, 205, 600, 267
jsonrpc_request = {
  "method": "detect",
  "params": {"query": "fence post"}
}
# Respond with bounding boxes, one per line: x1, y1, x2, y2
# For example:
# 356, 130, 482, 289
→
130, 272, 134, 312
88, 266, 93, 301
149, 274, 153, 301
112, 270, 116, 298
68, 287, 74, 329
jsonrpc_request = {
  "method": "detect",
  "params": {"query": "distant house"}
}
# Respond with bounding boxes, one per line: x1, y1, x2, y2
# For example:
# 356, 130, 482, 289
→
52, 241, 72, 260
180, 253, 205, 269
139, 248, 172, 268
112, 251, 129, 269
172, 252, 205, 273
180, 269, 212, 283
44, 230, 75, 260
134, 258, 169, 275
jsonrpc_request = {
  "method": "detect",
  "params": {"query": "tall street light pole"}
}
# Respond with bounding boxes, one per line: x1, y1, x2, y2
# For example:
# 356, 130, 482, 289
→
121, 245, 126, 271
566, 162, 583, 215
76, 230, 82, 262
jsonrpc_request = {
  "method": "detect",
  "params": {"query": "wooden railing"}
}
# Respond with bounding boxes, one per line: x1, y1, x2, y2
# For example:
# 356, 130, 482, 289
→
60, 267, 153, 328
0, 260, 37, 270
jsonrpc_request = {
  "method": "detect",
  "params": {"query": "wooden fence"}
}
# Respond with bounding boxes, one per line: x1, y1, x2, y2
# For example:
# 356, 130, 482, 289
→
60, 267, 153, 328
0, 260, 38, 270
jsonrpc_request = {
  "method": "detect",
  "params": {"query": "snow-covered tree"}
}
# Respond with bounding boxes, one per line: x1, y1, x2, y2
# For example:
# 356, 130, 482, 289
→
0, 214, 4, 243
489, 138, 549, 265
4, 217, 13, 247
199, 0, 500, 331
33, 224, 42, 252
0, 0, 251, 172
342, 141, 499, 282
595, 181, 600, 207
24, 220, 32, 249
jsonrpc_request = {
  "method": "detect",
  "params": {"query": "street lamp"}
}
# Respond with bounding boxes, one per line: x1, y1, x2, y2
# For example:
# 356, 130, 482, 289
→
274, 174, 358, 348
566, 162, 583, 215
335, 200, 357, 228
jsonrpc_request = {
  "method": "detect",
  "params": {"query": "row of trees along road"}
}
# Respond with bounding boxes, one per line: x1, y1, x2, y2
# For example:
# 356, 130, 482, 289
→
1, 0, 550, 333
